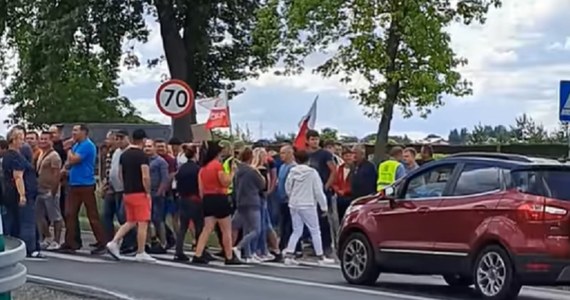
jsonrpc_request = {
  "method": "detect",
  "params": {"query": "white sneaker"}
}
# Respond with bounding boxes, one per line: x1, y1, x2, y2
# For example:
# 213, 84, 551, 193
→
106, 241, 121, 260
40, 240, 51, 250
135, 252, 157, 263
46, 242, 61, 251
232, 247, 242, 260
252, 254, 264, 263
260, 253, 275, 262
318, 257, 336, 265
284, 257, 299, 265
244, 257, 261, 264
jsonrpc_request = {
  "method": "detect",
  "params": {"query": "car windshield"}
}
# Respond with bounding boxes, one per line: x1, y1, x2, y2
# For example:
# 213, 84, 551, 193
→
511, 170, 570, 201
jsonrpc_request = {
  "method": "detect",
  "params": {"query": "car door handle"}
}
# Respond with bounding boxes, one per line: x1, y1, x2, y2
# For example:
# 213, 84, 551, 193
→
473, 205, 487, 210
417, 207, 430, 213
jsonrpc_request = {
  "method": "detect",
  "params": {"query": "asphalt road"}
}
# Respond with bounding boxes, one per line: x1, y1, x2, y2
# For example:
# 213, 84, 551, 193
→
21, 234, 570, 300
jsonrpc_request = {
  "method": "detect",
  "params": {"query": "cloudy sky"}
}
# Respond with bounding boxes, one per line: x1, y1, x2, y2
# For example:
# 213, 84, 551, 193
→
4, 0, 570, 140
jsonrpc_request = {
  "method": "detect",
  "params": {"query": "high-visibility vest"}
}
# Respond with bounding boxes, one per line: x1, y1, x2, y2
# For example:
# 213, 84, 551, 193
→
222, 157, 234, 195
377, 160, 400, 191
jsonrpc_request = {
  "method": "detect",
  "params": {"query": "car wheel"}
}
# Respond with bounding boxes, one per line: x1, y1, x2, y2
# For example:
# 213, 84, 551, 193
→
443, 274, 473, 287
473, 245, 522, 300
340, 232, 380, 285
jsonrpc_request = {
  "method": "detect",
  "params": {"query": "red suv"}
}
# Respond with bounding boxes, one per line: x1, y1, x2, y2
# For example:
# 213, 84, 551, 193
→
338, 153, 570, 300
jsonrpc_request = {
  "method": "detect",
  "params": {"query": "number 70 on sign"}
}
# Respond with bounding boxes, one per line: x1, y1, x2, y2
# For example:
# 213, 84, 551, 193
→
155, 79, 195, 118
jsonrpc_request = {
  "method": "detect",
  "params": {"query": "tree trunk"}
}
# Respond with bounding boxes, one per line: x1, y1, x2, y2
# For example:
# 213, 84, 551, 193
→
156, 0, 194, 142
373, 18, 401, 163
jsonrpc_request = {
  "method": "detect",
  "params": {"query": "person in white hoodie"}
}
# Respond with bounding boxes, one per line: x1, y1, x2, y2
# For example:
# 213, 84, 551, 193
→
284, 149, 335, 265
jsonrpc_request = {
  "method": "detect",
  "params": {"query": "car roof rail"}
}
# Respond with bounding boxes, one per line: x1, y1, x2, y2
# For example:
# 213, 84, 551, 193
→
446, 152, 533, 162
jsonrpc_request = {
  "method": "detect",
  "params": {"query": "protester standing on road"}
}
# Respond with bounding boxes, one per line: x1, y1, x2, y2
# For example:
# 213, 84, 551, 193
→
403, 147, 419, 172
276, 144, 300, 259
350, 144, 377, 200
192, 141, 240, 265
284, 149, 334, 265
145, 139, 170, 253
305, 130, 336, 257
173, 145, 203, 262
155, 139, 177, 248
61, 124, 106, 254
376, 146, 406, 191
2, 127, 43, 258
35, 131, 63, 250
103, 129, 136, 254
232, 148, 265, 263
25, 131, 42, 165
333, 148, 354, 220
106, 129, 156, 263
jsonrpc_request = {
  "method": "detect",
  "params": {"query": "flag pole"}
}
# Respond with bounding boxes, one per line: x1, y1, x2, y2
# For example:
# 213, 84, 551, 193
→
225, 85, 233, 138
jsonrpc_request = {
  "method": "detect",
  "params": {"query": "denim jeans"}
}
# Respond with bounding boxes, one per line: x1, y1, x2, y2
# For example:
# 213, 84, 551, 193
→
251, 200, 271, 255
2, 193, 38, 254
233, 207, 261, 258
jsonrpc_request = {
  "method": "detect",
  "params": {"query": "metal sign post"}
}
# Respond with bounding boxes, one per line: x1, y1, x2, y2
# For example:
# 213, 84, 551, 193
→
559, 81, 570, 160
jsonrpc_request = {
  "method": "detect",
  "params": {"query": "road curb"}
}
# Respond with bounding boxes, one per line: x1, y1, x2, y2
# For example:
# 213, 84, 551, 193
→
27, 275, 137, 300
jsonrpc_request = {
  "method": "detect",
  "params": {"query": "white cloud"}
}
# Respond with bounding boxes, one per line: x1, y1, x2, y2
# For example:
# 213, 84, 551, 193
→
546, 37, 570, 51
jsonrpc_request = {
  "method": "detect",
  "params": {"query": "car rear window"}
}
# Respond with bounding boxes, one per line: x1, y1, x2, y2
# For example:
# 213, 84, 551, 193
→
511, 170, 570, 201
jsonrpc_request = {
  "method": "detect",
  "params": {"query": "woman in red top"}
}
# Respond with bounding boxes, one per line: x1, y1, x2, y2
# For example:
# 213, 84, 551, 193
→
192, 141, 240, 265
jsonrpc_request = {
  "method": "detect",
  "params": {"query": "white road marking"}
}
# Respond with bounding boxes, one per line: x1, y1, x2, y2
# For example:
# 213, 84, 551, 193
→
41, 251, 116, 263
297, 261, 340, 269
27, 275, 138, 300
152, 260, 441, 300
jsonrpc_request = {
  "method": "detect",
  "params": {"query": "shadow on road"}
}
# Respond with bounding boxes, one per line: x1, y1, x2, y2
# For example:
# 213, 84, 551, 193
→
372, 282, 551, 300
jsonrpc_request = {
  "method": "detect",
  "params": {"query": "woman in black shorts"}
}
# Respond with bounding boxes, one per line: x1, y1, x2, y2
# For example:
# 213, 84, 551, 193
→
192, 141, 240, 265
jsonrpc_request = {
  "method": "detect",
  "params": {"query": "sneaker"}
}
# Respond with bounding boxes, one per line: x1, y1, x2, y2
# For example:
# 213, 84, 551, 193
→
120, 246, 137, 256
135, 252, 157, 263
294, 251, 303, 259
225, 256, 242, 265
40, 240, 51, 250
173, 253, 190, 262
203, 251, 215, 262
106, 242, 121, 260
270, 252, 283, 262
284, 257, 299, 266
260, 253, 275, 262
46, 242, 61, 251
91, 245, 107, 255
232, 247, 242, 261
244, 256, 261, 264
27, 251, 47, 260
191, 255, 209, 264
147, 245, 167, 254
318, 257, 336, 265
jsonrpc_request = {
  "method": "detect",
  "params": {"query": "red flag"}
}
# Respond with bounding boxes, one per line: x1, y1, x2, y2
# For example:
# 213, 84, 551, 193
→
294, 96, 318, 150
205, 107, 230, 129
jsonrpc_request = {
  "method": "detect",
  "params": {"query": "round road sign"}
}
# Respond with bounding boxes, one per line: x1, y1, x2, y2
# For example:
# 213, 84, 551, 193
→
155, 79, 195, 118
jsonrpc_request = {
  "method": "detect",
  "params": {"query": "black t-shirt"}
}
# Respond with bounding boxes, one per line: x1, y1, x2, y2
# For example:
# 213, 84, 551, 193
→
258, 165, 269, 192
120, 147, 149, 194
53, 140, 67, 162
308, 148, 333, 185
175, 160, 200, 197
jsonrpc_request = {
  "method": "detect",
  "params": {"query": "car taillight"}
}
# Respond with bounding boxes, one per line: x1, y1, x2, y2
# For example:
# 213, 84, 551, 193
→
518, 203, 568, 221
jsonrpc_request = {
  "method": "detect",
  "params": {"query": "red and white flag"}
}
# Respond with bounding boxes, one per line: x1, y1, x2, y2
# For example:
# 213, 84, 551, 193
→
198, 93, 231, 130
294, 96, 318, 150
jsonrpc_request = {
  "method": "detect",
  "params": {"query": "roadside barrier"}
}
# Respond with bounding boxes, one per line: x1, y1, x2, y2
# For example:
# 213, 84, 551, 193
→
0, 214, 27, 300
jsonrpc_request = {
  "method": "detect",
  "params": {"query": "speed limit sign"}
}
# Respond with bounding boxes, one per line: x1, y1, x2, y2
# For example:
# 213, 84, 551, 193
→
155, 79, 195, 118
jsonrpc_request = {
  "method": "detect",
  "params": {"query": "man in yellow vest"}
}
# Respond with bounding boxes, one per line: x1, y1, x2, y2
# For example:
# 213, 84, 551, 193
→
377, 146, 407, 191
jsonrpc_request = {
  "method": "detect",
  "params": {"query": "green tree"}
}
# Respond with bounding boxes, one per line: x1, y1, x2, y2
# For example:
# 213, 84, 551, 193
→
254, 0, 501, 161
320, 127, 338, 141
273, 131, 296, 142
339, 135, 359, 144
0, 1, 150, 127
152, 0, 275, 141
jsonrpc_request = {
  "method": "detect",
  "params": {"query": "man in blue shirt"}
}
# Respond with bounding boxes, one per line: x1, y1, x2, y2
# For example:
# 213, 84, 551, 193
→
276, 144, 302, 257
60, 124, 107, 255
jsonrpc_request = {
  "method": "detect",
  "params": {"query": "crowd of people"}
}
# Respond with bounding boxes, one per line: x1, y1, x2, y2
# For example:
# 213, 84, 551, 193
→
0, 123, 435, 266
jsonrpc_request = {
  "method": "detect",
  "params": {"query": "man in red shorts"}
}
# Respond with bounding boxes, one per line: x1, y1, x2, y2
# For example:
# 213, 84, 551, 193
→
106, 129, 156, 263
